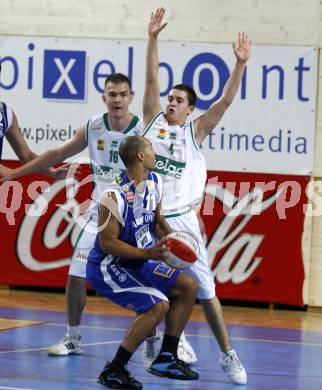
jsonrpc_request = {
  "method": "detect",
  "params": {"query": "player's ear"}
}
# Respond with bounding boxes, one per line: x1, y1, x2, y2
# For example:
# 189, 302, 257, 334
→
137, 151, 144, 162
188, 104, 195, 115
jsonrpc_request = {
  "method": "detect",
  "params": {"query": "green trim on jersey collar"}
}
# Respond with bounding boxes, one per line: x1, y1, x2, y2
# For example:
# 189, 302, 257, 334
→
142, 111, 164, 136
103, 113, 139, 134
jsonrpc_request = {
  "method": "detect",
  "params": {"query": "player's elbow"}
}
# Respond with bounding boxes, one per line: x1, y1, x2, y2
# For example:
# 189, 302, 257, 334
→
20, 149, 36, 163
221, 94, 234, 108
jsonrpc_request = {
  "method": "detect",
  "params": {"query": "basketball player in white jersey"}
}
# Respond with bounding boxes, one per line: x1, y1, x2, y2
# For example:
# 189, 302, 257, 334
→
142, 8, 251, 385
1, 71, 197, 363
0, 73, 144, 355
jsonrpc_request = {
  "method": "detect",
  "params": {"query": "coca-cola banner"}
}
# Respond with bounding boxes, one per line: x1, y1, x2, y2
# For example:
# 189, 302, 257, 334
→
202, 171, 309, 306
0, 36, 318, 175
1, 163, 308, 305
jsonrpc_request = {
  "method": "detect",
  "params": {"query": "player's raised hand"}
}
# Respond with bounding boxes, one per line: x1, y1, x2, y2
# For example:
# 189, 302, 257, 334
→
233, 32, 252, 64
148, 7, 167, 38
50, 163, 82, 181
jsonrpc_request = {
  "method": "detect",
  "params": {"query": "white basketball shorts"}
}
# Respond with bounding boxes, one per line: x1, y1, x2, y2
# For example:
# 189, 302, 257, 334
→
165, 209, 216, 300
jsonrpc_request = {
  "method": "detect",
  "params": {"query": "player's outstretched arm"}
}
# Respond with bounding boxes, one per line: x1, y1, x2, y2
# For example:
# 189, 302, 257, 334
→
4, 111, 75, 180
0, 125, 87, 181
143, 7, 167, 126
194, 32, 252, 144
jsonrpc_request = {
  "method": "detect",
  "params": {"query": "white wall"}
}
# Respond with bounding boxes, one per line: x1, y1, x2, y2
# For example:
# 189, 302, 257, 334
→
1, 0, 322, 306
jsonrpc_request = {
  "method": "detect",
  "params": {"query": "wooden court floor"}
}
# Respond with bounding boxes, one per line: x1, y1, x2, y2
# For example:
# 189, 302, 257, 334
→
0, 288, 322, 389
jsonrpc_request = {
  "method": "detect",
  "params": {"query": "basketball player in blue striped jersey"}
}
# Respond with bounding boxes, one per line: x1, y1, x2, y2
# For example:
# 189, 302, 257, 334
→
87, 136, 199, 389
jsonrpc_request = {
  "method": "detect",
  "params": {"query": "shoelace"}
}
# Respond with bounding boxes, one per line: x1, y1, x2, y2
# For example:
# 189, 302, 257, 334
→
122, 366, 136, 381
62, 335, 72, 343
176, 359, 190, 370
178, 341, 193, 358
224, 355, 242, 372
145, 336, 159, 358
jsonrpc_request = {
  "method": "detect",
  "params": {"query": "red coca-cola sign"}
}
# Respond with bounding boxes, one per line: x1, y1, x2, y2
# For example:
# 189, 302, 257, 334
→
0, 162, 308, 306
202, 171, 308, 306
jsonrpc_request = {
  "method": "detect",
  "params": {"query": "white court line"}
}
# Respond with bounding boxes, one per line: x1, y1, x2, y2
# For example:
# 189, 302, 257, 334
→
191, 333, 322, 347
4, 321, 322, 352
0, 387, 35, 390
48, 322, 126, 332
47, 322, 322, 347
0, 340, 122, 354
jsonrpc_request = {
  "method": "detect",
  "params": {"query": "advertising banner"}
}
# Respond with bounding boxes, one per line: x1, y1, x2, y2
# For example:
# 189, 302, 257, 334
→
0, 164, 309, 305
202, 171, 309, 306
0, 36, 318, 174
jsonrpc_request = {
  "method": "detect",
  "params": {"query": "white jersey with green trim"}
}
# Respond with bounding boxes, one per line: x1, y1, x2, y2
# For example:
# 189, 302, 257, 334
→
143, 111, 207, 213
86, 112, 143, 213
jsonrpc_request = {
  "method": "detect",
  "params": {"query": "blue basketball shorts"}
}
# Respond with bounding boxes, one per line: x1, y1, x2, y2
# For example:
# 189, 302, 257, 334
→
86, 259, 181, 313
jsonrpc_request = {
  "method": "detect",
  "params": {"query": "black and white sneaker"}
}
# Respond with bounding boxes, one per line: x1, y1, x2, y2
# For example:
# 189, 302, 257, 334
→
148, 352, 199, 380
97, 362, 142, 389
48, 334, 83, 356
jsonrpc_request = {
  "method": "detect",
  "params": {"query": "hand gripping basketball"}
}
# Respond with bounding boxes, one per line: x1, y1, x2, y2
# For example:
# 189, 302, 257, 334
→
164, 231, 200, 269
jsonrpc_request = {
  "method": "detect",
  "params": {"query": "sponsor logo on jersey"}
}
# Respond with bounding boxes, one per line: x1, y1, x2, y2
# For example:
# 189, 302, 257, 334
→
121, 184, 130, 192
91, 126, 101, 132
97, 139, 105, 150
75, 251, 88, 261
118, 274, 127, 282
154, 155, 186, 179
153, 264, 175, 278
170, 132, 177, 140
144, 212, 154, 223
92, 164, 113, 177
147, 180, 156, 192
157, 128, 167, 139
111, 140, 118, 148
126, 191, 135, 204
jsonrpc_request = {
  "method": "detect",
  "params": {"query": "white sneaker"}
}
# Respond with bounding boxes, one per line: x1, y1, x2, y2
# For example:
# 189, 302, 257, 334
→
142, 329, 162, 368
48, 334, 83, 356
219, 349, 247, 385
178, 332, 197, 364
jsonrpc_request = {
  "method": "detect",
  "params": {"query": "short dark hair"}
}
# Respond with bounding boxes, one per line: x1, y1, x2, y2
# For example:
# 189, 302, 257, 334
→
104, 73, 132, 90
119, 136, 146, 167
172, 84, 196, 106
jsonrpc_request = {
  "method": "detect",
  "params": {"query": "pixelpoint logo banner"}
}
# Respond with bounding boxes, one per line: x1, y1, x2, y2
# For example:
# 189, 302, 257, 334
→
0, 36, 318, 175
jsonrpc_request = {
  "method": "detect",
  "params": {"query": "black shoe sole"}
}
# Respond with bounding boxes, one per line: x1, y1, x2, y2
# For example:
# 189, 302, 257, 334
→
97, 376, 142, 389
148, 366, 199, 380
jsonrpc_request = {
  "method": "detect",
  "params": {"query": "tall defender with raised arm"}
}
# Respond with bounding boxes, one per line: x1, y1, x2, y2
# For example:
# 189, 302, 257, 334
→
142, 8, 252, 385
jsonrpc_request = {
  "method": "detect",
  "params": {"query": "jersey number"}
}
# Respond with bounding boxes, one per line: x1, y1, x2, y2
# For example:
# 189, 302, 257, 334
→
109, 150, 119, 163
169, 143, 174, 155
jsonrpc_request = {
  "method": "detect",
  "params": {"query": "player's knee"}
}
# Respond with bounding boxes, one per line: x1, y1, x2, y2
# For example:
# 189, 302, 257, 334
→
153, 300, 169, 321
178, 274, 198, 299
67, 275, 86, 291
187, 276, 198, 298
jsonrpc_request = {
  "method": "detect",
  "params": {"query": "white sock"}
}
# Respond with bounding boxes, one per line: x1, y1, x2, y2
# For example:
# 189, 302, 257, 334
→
67, 325, 80, 337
